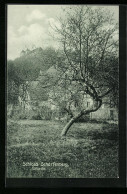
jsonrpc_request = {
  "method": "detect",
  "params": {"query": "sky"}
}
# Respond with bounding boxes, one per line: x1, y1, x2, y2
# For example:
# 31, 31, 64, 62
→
7, 5, 119, 60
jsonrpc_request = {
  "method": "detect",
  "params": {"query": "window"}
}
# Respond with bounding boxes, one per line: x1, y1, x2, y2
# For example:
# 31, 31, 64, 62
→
87, 102, 90, 107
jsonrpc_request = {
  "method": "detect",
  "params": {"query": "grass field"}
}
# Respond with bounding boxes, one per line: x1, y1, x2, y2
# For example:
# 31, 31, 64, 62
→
7, 119, 119, 178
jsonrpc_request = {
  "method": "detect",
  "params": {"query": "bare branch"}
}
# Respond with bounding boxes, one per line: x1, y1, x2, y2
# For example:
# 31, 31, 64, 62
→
99, 87, 113, 98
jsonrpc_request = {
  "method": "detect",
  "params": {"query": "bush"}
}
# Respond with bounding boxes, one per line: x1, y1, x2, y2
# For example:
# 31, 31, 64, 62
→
88, 119, 107, 124
39, 106, 52, 120
28, 106, 53, 120
18, 112, 28, 120
31, 114, 42, 120
7, 105, 27, 120
76, 114, 90, 122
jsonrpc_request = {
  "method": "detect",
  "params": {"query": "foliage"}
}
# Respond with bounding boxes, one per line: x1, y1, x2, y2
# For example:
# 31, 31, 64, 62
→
7, 6, 119, 136
29, 82, 49, 102
8, 104, 54, 121
7, 47, 58, 109
7, 60, 20, 104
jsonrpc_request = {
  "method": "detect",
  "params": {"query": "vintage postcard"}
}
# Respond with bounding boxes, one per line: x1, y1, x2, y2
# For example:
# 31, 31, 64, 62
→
6, 4, 120, 182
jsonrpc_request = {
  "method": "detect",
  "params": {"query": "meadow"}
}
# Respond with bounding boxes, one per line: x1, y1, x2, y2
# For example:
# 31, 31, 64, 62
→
7, 119, 119, 178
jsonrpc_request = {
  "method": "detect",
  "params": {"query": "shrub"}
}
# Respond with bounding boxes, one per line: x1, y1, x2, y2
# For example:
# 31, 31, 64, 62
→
76, 114, 90, 122
39, 106, 52, 120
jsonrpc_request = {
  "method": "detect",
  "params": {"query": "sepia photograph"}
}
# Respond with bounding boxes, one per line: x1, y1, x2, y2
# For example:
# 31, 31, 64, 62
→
7, 5, 119, 178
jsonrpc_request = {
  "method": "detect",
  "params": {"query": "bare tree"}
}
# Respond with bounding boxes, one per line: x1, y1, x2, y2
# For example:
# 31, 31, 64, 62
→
52, 5, 119, 137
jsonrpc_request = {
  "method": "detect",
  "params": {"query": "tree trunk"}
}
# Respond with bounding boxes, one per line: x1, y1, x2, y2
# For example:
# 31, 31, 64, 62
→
61, 99, 102, 137
61, 112, 83, 137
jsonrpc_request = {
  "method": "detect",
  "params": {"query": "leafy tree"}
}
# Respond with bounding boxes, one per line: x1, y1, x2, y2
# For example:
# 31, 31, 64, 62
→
7, 47, 59, 110
7, 60, 20, 105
